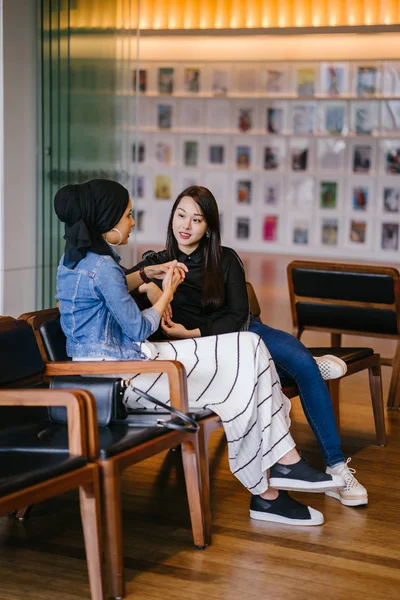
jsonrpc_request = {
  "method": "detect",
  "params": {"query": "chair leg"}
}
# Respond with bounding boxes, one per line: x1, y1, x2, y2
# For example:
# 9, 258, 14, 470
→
390, 377, 400, 411
331, 333, 342, 347
181, 436, 208, 549
79, 468, 104, 600
102, 462, 124, 600
368, 360, 387, 446
15, 505, 33, 520
198, 424, 212, 544
327, 380, 340, 433
387, 340, 400, 409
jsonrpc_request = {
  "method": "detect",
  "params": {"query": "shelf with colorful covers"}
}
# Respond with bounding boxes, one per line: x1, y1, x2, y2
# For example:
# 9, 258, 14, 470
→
126, 59, 400, 258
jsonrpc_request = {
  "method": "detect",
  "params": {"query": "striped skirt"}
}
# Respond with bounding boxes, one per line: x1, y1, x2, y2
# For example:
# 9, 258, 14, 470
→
123, 331, 295, 495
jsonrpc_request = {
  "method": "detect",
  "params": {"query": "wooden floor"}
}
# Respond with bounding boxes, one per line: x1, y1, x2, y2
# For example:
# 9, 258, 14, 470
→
1, 252, 400, 600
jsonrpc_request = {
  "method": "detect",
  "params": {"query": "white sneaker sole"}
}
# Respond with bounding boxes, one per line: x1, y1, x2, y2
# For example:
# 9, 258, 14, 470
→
250, 506, 324, 526
269, 473, 345, 493
325, 489, 368, 507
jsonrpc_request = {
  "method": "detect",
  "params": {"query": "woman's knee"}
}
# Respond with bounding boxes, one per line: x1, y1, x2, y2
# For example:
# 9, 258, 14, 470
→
283, 343, 320, 378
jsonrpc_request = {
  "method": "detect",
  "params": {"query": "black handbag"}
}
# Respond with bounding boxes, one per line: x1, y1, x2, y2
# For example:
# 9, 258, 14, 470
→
49, 376, 199, 433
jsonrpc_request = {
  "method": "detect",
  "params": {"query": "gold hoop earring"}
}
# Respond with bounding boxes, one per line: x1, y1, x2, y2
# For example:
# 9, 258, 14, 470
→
106, 228, 123, 246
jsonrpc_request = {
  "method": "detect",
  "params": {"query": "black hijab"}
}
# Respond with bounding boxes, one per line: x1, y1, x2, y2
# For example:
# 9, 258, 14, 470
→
54, 179, 129, 268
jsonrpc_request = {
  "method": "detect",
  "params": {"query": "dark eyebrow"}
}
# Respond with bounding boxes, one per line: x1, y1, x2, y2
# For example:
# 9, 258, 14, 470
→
177, 208, 204, 217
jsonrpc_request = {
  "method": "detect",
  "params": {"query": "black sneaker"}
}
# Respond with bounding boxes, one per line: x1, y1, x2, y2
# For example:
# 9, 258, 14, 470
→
249, 491, 324, 526
269, 458, 345, 493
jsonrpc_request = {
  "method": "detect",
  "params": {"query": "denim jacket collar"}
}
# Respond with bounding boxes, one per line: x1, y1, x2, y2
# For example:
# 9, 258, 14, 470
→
107, 244, 122, 264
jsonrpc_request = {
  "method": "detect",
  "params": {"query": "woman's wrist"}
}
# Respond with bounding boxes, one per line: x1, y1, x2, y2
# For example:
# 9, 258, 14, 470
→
153, 291, 173, 318
139, 265, 152, 284
163, 289, 174, 304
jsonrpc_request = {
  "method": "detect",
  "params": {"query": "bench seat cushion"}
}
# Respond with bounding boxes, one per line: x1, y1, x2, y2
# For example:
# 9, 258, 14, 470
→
0, 451, 87, 497
2, 419, 181, 460
0, 413, 210, 461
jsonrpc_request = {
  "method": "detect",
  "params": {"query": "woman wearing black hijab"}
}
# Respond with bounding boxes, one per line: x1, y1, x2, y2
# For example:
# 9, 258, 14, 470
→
55, 179, 185, 356
54, 179, 343, 527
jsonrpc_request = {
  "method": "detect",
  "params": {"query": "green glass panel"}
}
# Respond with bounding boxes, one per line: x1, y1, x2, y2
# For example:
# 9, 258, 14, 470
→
37, 0, 135, 308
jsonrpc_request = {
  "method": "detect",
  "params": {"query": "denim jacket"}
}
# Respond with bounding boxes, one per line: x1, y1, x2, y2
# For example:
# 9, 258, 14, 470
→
56, 248, 160, 360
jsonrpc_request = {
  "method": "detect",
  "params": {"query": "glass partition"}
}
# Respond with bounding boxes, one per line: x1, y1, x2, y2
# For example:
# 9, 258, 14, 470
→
37, 0, 136, 308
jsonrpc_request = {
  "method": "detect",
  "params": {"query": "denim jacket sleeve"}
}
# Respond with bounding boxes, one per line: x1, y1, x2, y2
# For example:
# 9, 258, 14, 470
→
94, 256, 160, 342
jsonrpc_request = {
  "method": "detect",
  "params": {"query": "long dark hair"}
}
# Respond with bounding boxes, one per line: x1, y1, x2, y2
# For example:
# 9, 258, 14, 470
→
165, 186, 224, 312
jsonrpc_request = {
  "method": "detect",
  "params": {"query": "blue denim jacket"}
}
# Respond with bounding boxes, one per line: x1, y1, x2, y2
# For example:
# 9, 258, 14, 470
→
56, 248, 160, 360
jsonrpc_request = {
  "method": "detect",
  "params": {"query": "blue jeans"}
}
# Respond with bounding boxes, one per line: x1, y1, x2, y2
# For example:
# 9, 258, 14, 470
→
249, 316, 344, 466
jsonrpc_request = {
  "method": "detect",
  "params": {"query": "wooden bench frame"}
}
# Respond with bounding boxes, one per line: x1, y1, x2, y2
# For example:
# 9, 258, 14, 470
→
5, 314, 206, 600
0, 387, 104, 600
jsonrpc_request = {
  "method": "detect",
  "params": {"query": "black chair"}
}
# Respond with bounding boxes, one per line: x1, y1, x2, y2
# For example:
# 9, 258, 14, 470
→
0, 321, 104, 599
286, 260, 387, 445
3, 315, 206, 600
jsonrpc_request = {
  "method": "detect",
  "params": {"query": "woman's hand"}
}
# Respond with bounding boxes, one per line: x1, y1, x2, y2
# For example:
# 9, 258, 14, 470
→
161, 316, 200, 339
161, 317, 190, 339
150, 262, 182, 319
145, 261, 188, 282
162, 261, 184, 297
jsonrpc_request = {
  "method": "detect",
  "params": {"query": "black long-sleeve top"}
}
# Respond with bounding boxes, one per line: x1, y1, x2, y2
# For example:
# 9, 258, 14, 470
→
128, 245, 250, 337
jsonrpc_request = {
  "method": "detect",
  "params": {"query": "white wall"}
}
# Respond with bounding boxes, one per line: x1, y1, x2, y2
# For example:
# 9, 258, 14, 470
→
0, 0, 36, 316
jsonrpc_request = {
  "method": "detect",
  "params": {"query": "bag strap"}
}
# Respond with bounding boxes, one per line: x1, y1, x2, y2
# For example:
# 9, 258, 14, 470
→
129, 386, 199, 434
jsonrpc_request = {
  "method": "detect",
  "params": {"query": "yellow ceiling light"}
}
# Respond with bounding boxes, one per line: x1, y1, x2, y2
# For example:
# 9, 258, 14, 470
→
69, 0, 400, 29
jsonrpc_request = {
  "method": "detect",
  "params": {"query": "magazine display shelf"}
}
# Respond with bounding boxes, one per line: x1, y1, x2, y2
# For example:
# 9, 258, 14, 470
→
121, 59, 400, 260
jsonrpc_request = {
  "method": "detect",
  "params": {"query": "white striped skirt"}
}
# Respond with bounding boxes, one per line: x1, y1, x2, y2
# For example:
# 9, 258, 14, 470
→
123, 331, 295, 495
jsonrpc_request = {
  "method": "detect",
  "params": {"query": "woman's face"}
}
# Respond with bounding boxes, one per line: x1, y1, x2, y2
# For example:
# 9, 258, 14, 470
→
105, 197, 135, 245
172, 195, 208, 254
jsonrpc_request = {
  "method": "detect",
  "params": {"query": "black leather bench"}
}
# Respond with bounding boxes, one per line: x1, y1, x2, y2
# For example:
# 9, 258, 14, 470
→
0, 325, 104, 599
286, 260, 388, 442
1, 316, 206, 600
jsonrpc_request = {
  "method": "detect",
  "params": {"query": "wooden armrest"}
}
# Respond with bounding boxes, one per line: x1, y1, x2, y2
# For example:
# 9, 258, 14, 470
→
0, 389, 96, 457
44, 359, 189, 413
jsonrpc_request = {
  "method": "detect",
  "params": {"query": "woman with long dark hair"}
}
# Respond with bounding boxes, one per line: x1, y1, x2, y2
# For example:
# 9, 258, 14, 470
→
55, 179, 344, 528
131, 185, 368, 508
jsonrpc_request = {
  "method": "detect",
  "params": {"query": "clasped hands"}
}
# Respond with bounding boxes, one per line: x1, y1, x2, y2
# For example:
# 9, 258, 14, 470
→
139, 260, 198, 338
144, 260, 188, 284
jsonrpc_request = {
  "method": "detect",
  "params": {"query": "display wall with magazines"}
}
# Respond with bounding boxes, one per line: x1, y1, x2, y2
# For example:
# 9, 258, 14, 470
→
128, 60, 400, 259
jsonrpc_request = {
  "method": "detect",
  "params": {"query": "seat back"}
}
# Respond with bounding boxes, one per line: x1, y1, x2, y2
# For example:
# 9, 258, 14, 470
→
40, 318, 69, 361
246, 281, 261, 320
19, 308, 69, 362
0, 317, 48, 430
0, 317, 46, 385
287, 260, 400, 339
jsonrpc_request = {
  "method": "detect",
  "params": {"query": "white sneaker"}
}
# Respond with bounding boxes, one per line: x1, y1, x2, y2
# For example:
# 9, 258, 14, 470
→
315, 354, 347, 380
325, 458, 368, 506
